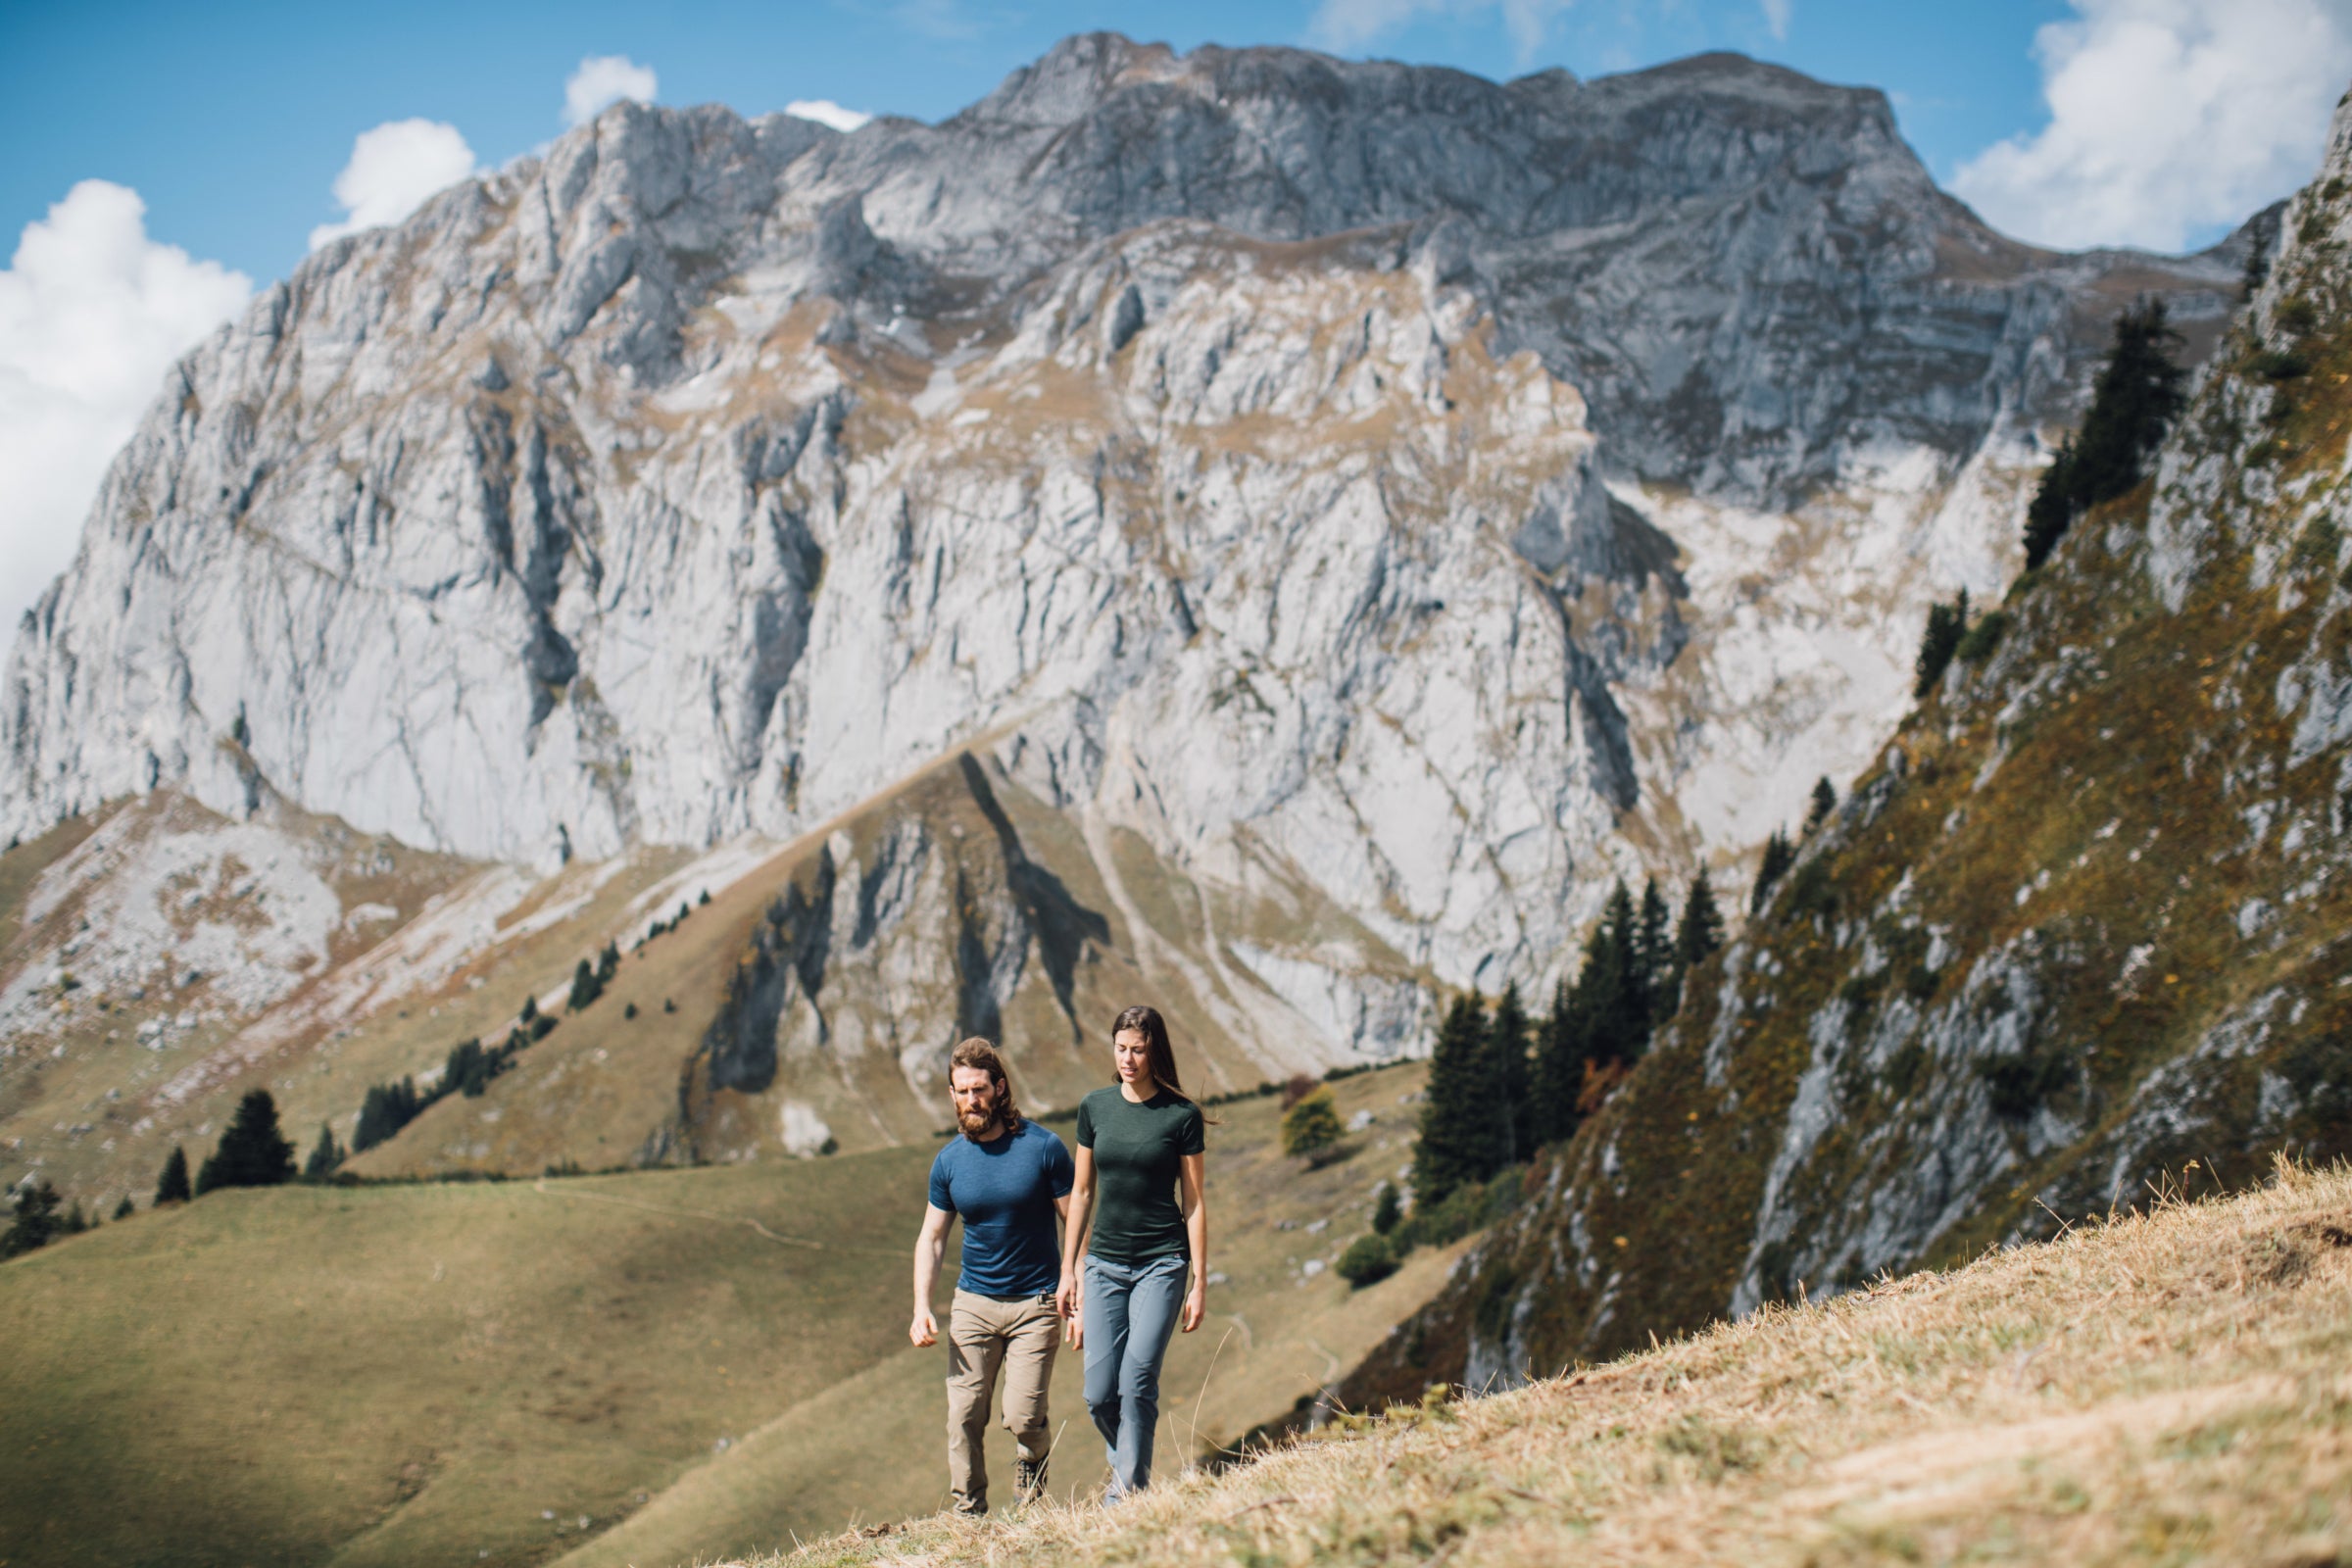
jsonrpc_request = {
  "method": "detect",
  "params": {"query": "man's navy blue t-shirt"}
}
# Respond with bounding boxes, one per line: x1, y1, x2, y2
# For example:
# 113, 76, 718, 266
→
927, 1119, 1075, 1298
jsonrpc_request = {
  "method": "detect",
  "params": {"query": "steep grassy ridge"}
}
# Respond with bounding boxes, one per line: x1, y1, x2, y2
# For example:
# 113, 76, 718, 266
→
765, 1161, 2352, 1568
0, 1062, 1439, 1568
1339, 104, 2352, 1400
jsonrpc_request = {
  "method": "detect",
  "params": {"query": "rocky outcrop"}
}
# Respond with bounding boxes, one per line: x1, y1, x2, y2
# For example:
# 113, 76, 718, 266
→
1341, 94, 2352, 1400
1, 34, 2253, 1069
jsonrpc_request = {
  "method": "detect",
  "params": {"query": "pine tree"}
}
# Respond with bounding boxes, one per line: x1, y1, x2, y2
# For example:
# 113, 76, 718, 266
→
154, 1145, 192, 1205
2022, 300, 2186, 568
2022, 436, 2078, 570
1531, 976, 1588, 1148
1487, 982, 1533, 1163
1751, 830, 1795, 915
1372, 1183, 1402, 1236
196, 1089, 295, 1195
1804, 778, 1838, 837
113, 1194, 136, 1220
303, 1123, 344, 1182
596, 941, 620, 983
2, 1178, 64, 1258
1591, 883, 1651, 1062
353, 1077, 420, 1152
1634, 879, 1672, 1019
1914, 588, 1969, 699
520, 994, 538, 1023
1415, 995, 1500, 1205
1675, 870, 1726, 980
568, 957, 603, 1012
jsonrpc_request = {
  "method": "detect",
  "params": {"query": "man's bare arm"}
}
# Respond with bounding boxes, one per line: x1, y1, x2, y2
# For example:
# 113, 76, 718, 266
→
910, 1203, 954, 1348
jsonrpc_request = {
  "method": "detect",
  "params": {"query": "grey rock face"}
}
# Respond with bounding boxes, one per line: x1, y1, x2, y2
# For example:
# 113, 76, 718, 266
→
0, 34, 2251, 1037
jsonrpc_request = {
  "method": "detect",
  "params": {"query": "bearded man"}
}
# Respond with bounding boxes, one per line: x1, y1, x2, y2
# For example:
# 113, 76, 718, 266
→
910, 1037, 1075, 1514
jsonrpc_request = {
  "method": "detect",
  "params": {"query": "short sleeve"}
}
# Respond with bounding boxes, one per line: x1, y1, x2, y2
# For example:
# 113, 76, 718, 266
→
927, 1149, 954, 1212
1042, 1130, 1076, 1197
1178, 1102, 1205, 1156
1075, 1096, 1097, 1149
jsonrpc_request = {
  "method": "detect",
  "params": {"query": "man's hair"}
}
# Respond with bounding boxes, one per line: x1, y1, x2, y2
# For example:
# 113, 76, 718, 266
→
950, 1037, 1021, 1133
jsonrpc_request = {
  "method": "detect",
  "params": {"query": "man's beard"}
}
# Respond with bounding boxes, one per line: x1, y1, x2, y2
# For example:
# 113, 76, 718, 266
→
957, 1102, 999, 1137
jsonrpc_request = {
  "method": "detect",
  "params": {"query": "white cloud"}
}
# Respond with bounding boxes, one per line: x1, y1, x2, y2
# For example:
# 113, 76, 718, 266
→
1760, 0, 1791, 41
1953, 0, 2352, 252
1307, 0, 1575, 61
307, 120, 480, 250
0, 181, 251, 632
564, 55, 659, 128
785, 99, 873, 134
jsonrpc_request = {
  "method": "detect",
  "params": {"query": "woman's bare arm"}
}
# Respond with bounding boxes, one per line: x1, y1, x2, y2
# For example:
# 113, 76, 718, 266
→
1177, 1150, 1207, 1332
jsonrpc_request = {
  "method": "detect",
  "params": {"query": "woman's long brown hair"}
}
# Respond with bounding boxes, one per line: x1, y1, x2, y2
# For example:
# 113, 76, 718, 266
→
1111, 1004, 1218, 1123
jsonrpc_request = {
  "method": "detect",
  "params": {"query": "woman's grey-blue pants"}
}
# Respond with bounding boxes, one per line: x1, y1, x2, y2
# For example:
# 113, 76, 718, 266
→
1081, 1252, 1188, 1497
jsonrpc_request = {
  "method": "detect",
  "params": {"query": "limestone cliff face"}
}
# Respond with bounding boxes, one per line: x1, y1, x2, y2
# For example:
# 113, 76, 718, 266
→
1, 35, 2248, 1061
1342, 93, 2352, 1398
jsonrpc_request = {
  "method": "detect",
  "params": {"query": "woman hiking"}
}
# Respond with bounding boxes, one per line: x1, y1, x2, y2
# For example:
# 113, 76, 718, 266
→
1055, 1004, 1210, 1501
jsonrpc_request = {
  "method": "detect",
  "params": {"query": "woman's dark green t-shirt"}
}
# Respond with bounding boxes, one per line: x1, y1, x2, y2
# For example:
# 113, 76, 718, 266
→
1076, 1086, 1205, 1265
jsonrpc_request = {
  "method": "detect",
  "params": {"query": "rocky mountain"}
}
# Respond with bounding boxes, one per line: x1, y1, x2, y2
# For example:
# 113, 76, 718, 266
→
1343, 92, 2352, 1400
0, 35, 2262, 1197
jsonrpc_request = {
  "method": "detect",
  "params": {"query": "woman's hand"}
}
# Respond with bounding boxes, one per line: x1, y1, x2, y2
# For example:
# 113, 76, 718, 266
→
1180, 1274, 1206, 1333
1056, 1270, 1084, 1348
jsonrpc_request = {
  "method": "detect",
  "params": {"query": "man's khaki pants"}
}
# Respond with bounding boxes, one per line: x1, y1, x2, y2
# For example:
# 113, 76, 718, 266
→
946, 1289, 1059, 1514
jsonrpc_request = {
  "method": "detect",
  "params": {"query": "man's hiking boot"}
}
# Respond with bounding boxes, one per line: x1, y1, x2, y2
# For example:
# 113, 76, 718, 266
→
1014, 1455, 1048, 1502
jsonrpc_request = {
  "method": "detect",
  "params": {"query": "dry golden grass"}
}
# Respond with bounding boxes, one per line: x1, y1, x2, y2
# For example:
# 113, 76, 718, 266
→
765, 1161, 2352, 1568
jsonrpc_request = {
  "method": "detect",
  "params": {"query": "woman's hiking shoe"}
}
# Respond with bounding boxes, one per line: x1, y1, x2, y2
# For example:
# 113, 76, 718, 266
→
1014, 1455, 1048, 1501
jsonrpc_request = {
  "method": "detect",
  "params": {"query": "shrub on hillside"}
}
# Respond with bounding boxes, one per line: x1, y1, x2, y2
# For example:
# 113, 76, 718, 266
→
1336, 1233, 1399, 1288
1, 1178, 64, 1258
1915, 589, 1969, 699
1282, 1089, 1344, 1161
1955, 611, 2009, 665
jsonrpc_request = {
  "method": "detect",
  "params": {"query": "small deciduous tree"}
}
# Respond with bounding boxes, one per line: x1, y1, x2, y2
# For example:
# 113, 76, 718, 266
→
1282, 1088, 1344, 1161
1335, 1232, 1399, 1288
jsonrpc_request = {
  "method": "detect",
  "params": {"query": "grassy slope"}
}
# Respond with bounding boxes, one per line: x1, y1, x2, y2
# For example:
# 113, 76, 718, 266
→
1338, 166, 2352, 1399
768, 1160, 2352, 1568
0, 1062, 1439, 1568
547, 1064, 1448, 1568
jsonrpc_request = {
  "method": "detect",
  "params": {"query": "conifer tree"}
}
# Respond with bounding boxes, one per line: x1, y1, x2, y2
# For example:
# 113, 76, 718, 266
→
2022, 299, 2186, 568
1804, 778, 1838, 837
1, 1178, 63, 1258
196, 1090, 295, 1195
568, 957, 603, 1012
1915, 588, 1969, 699
1531, 977, 1588, 1148
1372, 1183, 1402, 1236
154, 1145, 192, 1205
597, 941, 620, 983
1592, 883, 1650, 1060
520, 994, 538, 1023
1487, 982, 1533, 1163
113, 1193, 136, 1220
1675, 870, 1726, 981
303, 1123, 344, 1181
1635, 879, 1672, 1017
1751, 830, 1795, 915
1415, 994, 1499, 1205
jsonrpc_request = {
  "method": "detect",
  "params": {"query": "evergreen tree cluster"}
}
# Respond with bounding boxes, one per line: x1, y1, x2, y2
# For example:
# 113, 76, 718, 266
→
349, 997, 559, 1157
569, 942, 621, 1012
2022, 299, 2187, 570
637, 900, 697, 952
2, 1178, 66, 1258
1414, 874, 1725, 1207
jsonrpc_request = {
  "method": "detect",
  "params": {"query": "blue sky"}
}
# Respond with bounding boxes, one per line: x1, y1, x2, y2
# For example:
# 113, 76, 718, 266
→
4, 0, 2349, 630
0, 0, 2141, 283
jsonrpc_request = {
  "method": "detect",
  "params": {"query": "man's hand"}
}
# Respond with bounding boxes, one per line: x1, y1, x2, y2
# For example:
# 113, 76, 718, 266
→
1056, 1271, 1083, 1348
1180, 1275, 1206, 1333
910, 1308, 937, 1348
